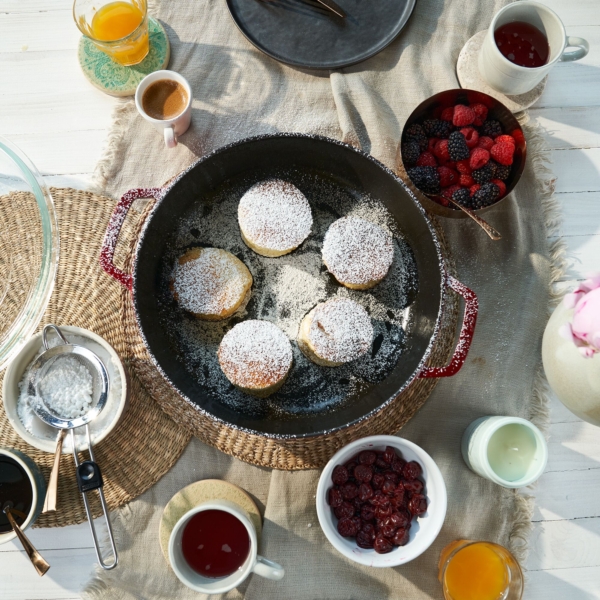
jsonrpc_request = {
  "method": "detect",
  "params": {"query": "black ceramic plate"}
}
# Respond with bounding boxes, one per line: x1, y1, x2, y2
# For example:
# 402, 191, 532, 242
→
226, 0, 416, 70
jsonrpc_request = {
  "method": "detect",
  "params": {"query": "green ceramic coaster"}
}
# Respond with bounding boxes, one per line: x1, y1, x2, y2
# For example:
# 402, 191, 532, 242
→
78, 17, 170, 97
159, 479, 262, 565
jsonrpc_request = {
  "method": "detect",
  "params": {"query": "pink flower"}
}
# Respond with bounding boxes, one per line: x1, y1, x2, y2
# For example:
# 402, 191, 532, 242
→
560, 274, 600, 357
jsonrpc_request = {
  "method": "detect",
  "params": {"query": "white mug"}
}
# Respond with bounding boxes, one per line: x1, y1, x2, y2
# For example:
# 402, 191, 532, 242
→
479, 1, 589, 95
135, 70, 192, 148
461, 416, 548, 489
168, 499, 284, 594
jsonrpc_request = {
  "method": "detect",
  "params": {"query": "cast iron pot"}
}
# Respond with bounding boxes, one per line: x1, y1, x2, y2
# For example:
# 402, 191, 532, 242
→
100, 134, 477, 438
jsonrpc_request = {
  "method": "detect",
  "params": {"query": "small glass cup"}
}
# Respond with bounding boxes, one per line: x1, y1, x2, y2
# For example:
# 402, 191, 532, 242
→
439, 540, 523, 600
73, 0, 149, 66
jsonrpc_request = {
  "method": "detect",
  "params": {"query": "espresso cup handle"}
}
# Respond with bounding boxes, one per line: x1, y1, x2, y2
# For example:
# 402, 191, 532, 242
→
253, 555, 285, 581
164, 126, 177, 148
561, 36, 589, 62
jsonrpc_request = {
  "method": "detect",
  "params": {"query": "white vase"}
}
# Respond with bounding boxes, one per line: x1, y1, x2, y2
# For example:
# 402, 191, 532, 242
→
542, 302, 600, 426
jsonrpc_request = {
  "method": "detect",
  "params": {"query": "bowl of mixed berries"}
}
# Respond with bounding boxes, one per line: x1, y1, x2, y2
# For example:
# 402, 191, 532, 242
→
401, 89, 526, 218
316, 435, 447, 567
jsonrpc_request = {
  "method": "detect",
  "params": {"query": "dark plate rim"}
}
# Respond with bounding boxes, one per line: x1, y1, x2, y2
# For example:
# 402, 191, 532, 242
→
225, 0, 417, 70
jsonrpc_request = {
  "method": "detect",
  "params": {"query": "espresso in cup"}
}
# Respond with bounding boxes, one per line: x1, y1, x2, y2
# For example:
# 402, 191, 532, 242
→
182, 509, 250, 578
0, 453, 33, 533
142, 79, 189, 121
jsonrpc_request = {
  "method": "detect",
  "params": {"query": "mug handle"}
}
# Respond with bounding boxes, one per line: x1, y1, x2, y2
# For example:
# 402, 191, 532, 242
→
561, 36, 589, 62
252, 556, 285, 581
164, 126, 177, 148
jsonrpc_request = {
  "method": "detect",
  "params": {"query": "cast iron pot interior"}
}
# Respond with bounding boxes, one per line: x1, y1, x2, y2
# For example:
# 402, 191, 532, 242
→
132, 135, 444, 437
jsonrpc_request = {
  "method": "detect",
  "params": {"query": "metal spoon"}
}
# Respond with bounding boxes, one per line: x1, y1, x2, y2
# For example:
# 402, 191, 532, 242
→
3, 506, 50, 576
446, 197, 502, 240
42, 428, 66, 513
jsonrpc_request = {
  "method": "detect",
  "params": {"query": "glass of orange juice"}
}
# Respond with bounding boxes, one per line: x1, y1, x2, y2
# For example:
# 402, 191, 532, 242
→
438, 540, 524, 600
73, 0, 149, 66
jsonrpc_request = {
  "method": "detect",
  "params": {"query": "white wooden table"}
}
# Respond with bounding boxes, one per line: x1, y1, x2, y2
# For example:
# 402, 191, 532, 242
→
1, 1, 599, 598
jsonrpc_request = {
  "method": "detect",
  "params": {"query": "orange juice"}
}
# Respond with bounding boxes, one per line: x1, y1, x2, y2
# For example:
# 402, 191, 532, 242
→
89, 1, 148, 65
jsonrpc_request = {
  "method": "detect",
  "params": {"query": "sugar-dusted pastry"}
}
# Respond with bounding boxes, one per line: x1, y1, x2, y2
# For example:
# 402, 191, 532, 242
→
297, 298, 373, 367
238, 179, 313, 257
322, 217, 394, 290
218, 320, 293, 397
171, 247, 252, 321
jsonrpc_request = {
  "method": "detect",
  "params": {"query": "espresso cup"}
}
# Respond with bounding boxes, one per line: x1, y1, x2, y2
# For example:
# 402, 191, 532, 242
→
168, 499, 284, 594
479, 1, 589, 95
0, 447, 45, 545
135, 70, 192, 148
461, 416, 547, 489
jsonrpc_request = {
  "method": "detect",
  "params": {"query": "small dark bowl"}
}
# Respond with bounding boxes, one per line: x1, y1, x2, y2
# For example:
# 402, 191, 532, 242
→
401, 89, 527, 219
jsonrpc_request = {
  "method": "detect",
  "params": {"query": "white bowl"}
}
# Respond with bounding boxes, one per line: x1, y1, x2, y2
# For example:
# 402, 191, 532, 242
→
316, 435, 447, 568
2, 326, 128, 453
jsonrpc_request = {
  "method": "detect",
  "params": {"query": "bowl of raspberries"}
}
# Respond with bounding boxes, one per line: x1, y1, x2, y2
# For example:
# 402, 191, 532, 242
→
401, 89, 526, 217
316, 435, 447, 567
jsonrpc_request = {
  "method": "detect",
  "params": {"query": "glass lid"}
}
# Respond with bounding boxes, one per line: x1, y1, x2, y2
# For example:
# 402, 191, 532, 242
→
0, 136, 59, 371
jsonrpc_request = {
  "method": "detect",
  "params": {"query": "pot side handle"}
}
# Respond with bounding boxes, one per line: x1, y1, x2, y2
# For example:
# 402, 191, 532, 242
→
99, 188, 163, 291
419, 276, 478, 378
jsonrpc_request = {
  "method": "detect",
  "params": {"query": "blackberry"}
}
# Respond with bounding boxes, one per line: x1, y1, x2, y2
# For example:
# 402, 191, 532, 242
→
401, 142, 421, 167
452, 187, 472, 208
471, 183, 499, 208
422, 119, 452, 139
407, 166, 440, 195
447, 131, 470, 161
481, 120, 503, 138
472, 162, 495, 184
404, 124, 428, 151
493, 161, 511, 180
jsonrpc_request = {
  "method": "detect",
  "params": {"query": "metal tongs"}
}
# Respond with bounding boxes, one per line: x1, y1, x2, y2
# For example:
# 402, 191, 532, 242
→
27, 325, 118, 570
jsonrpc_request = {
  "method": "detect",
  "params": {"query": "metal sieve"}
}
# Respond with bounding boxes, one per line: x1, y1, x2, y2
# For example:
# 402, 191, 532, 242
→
27, 324, 117, 570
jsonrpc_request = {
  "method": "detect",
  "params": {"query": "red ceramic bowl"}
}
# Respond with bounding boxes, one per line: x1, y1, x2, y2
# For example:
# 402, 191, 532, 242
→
401, 89, 527, 219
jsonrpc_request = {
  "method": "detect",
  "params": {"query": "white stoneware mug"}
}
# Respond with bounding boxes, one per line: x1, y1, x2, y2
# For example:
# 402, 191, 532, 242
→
168, 499, 284, 594
461, 416, 548, 489
479, 1, 589, 95
135, 70, 192, 148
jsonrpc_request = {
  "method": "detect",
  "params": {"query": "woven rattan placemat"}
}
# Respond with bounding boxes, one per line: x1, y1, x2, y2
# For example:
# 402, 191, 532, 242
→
0, 188, 190, 528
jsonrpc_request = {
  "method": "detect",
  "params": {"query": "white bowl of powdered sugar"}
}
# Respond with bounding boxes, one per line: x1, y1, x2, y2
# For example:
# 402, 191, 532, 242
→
2, 326, 128, 454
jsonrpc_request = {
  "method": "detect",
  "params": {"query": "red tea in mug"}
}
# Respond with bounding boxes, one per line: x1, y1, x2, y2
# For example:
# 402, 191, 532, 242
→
494, 21, 550, 68
182, 510, 250, 578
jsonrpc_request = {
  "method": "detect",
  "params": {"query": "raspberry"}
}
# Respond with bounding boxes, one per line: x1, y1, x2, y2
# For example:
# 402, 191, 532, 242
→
404, 124, 428, 150
433, 139, 450, 161
477, 136, 494, 151
416, 151, 437, 167
490, 141, 514, 166
511, 129, 525, 145
423, 119, 453, 138
441, 184, 461, 199
440, 106, 454, 122
495, 134, 515, 147
456, 159, 471, 174
452, 104, 475, 127
469, 184, 481, 196
470, 103, 489, 126
469, 147, 490, 170
481, 120, 503, 138
448, 131, 470, 161
427, 137, 439, 153
437, 166, 458, 187
401, 142, 421, 167
460, 127, 479, 148
491, 179, 507, 198
459, 173, 475, 187
407, 166, 440, 194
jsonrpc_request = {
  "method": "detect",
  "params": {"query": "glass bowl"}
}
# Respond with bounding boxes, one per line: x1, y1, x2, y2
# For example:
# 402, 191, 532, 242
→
0, 136, 59, 372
